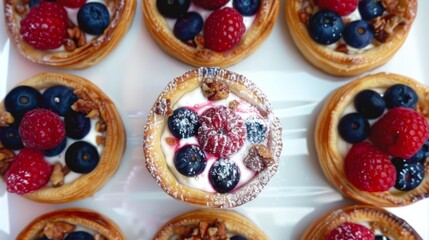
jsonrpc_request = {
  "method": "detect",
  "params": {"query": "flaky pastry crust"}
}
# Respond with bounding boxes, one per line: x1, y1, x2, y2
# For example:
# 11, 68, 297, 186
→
153, 209, 268, 240
142, 0, 279, 67
4, 0, 136, 69
315, 73, 429, 206
17, 208, 125, 240
286, 0, 417, 77
302, 205, 422, 239
0, 72, 126, 203
143, 67, 283, 208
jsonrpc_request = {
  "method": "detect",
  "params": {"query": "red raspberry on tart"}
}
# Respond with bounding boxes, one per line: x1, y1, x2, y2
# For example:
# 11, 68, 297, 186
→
192, 0, 228, 10
57, 0, 87, 8
5, 147, 52, 194
326, 222, 374, 240
316, 0, 358, 16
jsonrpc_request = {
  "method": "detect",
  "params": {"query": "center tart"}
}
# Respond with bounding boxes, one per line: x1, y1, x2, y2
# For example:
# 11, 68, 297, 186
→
143, 67, 283, 208
302, 205, 422, 239
315, 72, 429, 207
0, 72, 126, 203
143, 0, 279, 67
286, 0, 417, 76
153, 209, 268, 240
17, 208, 125, 240
4, 0, 136, 69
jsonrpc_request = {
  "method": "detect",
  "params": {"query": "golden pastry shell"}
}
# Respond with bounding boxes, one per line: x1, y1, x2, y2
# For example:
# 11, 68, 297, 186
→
0, 72, 126, 203
302, 205, 422, 239
153, 209, 268, 240
315, 72, 429, 207
286, 0, 417, 77
142, 0, 280, 67
17, 208, 125, 240
143, 67, 283, 208
4, 0, 136, 69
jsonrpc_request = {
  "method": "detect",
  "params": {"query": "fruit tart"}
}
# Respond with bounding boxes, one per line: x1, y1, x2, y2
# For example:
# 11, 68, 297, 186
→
17, 208, 125, 240
302, 205, 422, 239
0, 72, 126, 203
153, 209, 268, 239
143, 0, 279, 67
143, 67, 282, 208
286, 0, 417, 76
4, 0, 136, 69
315, 72, 429, 207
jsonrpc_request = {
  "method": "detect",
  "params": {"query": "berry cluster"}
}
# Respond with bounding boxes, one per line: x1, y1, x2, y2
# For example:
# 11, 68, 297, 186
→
1, 85, 100, 194
339, 84, 428, 192
308, 0, 385, 49
168, 104, 268, 193
156, 0, 261, 52
20, 0, 110, 50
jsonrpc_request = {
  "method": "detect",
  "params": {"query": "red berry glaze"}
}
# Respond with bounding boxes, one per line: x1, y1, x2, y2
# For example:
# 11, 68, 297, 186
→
370, 107, 429, 159
326, 222, 374, 240
20, 2, 68, 50
344, 142, 396, 192
19, 109, 66, 151
317, 0, 358, 16
5, 148, 52, 194
57, 0, 87, 8
204, 7, 245, 52
197, 106, 246, 158
192, 0, 228, 10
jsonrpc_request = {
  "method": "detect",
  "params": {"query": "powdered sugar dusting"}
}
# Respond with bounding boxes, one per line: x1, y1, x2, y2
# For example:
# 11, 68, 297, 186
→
143, 67, 283, 208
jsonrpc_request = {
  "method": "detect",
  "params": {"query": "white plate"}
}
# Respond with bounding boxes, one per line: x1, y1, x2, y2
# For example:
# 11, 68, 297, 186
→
0, 1, 428, 239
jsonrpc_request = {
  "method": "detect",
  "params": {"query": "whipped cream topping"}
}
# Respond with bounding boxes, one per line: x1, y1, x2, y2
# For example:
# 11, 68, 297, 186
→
161, 87, 268, 193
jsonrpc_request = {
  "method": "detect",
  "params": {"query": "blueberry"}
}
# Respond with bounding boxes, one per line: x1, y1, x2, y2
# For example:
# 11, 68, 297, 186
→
392, 158, 424, 191
168, 107, 199, 139
37, 237, 51, 240
29, 0, 41, 8
44, 138, 67, 157
343, 20, 374, 49
309, 10, 344, 45
209, 159, 240, 193
359, 0, 385, 21
42, 85, 78, 116
174, 145, 206, 177
354, 90, 385, 119
65, 141, 99, 174
173, 12, 203, 42
245, 117, 267, 144
64, 110, 91, 140
64, 231, 94, 240
233, 0, 260, 16
421, 139, 429, 158
384, 84, 418, 109
0, 123, 23, 150
407, 149, 425, 164
157, 0, 191, 18
5, 86, 42, 120
375, 236, 390, 240
78, 2, 110, 35
231, 235, 247, 240
338, 113, 370, 143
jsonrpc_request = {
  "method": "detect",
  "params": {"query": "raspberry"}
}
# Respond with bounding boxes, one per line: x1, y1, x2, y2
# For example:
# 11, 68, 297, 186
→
5, 148, 52, 194
370, 107, 429, 159
57, 0, 86, 8
20, 2, 68, 50
317, 0, 358, 16
344, 142, 396, 192
19, 109, 66, 151
197, 106, 246, 158
192, 0, 228, 10
327, 222, 374, 240
204, 7, 245, 52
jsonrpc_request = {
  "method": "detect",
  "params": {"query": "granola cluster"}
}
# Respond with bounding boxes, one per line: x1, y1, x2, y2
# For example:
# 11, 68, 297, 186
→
172, 219, 229, 240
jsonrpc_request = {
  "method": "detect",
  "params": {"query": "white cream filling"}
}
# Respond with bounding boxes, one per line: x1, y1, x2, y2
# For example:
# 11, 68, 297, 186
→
161, 87, 268, 193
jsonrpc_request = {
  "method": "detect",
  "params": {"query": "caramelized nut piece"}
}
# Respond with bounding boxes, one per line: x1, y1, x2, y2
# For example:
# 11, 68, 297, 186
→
72, 100, 100, 119
94, 233, 107, 240
0, 148, 16, 175
43, 222, 76, 239
243, 145, 274, 172
0, 112, 14, 127
96, 135, 105, 146
155, 98, 173, 116
95, 119, 107, 132
50, 162, 65, 187
201, 78, 230, 101
229, 100, 240, 111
